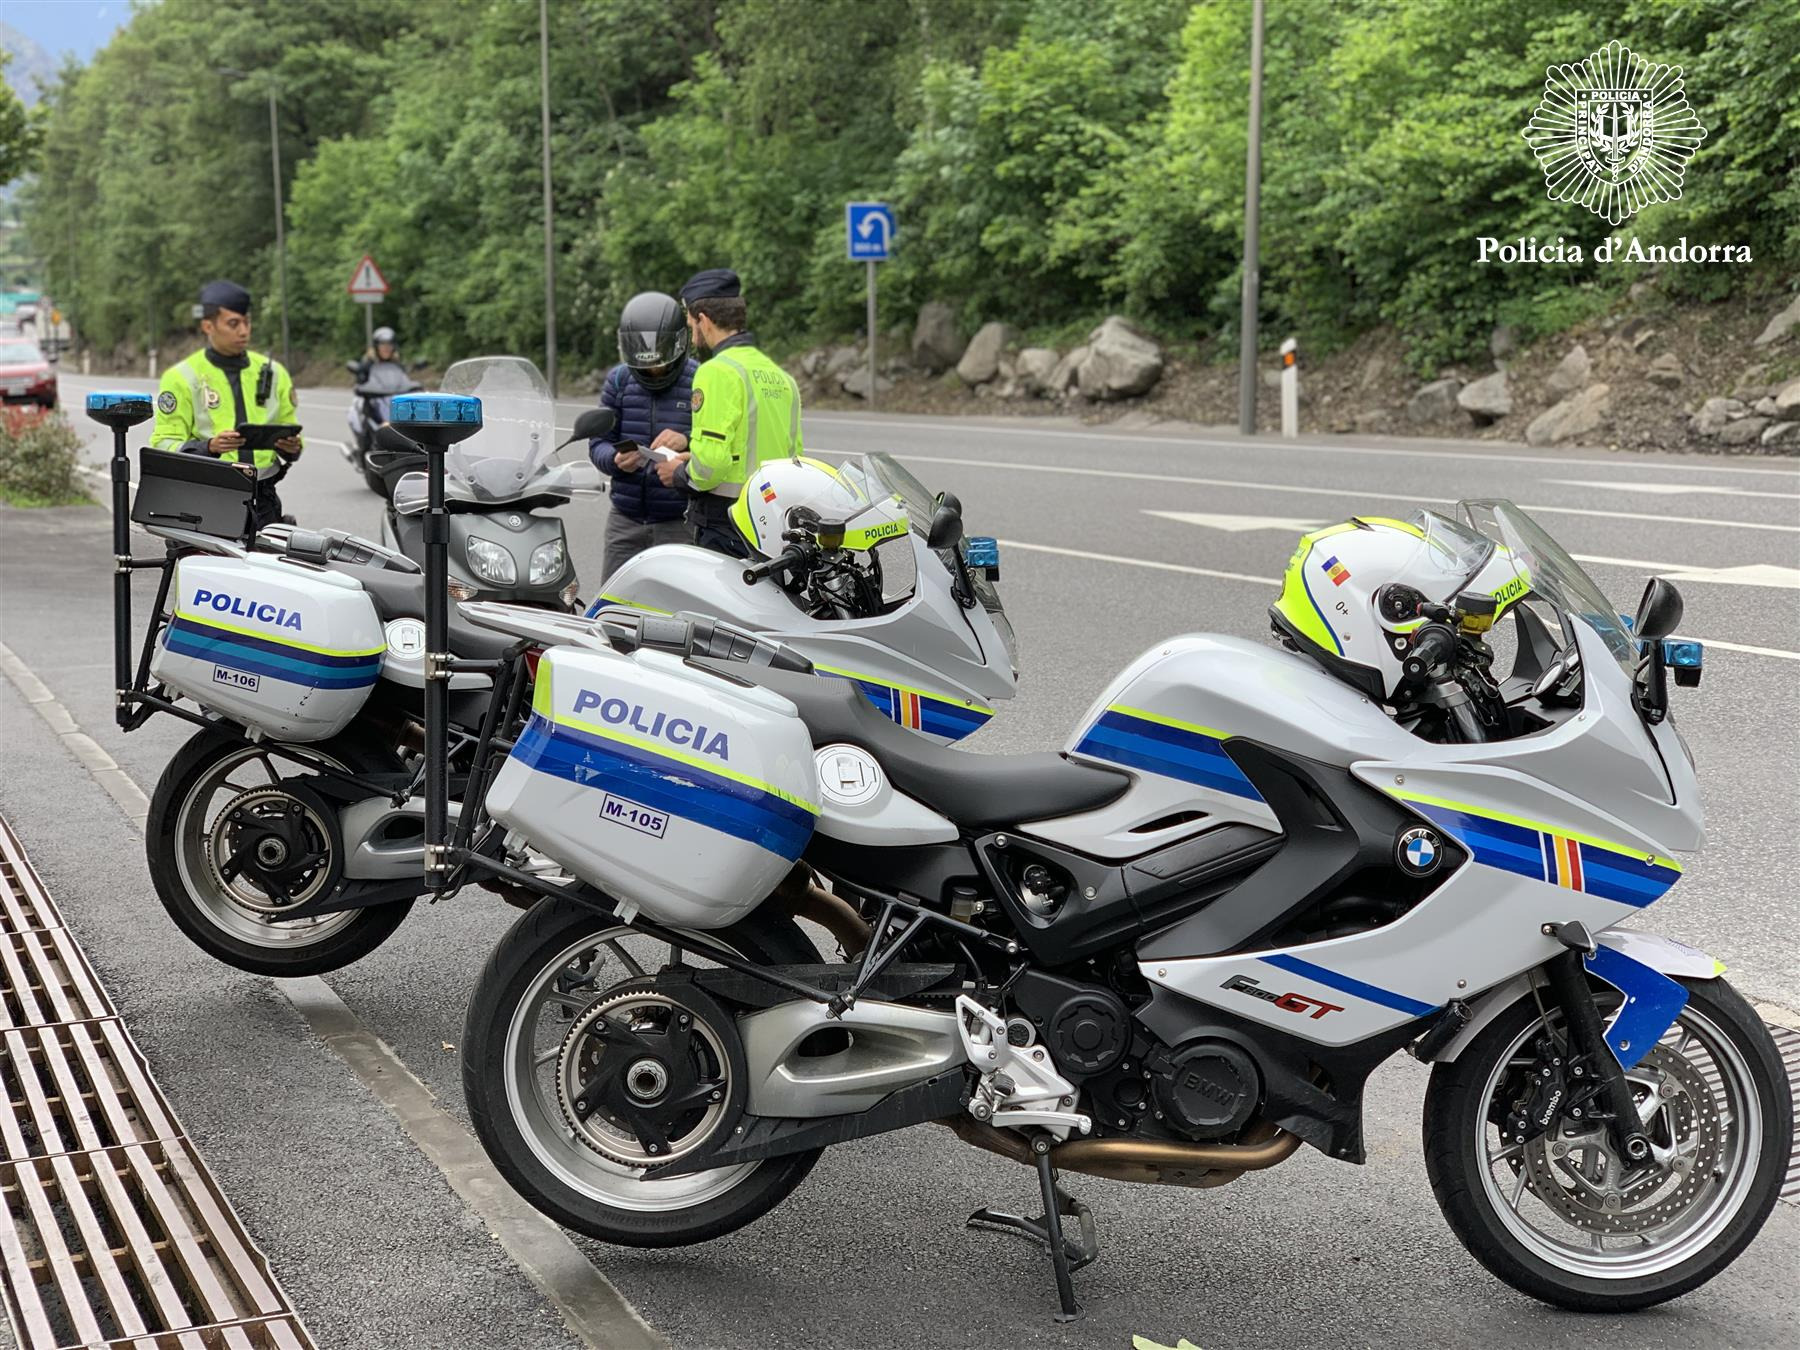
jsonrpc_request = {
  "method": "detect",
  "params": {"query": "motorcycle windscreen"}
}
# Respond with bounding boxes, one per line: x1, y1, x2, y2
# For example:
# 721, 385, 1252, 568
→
440, 356, 557, 501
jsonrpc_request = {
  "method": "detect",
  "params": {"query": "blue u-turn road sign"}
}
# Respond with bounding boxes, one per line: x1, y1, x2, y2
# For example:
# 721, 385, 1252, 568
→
846, 202, 895, 261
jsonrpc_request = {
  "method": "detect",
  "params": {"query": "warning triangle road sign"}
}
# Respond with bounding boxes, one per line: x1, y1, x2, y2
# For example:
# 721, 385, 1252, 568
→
347, 254, 389, 299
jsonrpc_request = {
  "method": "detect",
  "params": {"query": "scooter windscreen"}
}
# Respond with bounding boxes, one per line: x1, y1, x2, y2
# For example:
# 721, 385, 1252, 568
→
439, 356, 558, 502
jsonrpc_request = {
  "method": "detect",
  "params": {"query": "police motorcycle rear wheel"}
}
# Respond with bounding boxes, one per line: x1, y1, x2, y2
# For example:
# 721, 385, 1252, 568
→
463, 896, 823, 1247
145, 726, 413, 976
1423, 975, 1788, 1312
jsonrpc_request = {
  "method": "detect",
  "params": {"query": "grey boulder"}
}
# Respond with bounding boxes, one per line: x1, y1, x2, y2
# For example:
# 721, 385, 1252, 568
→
1076, 318, 1164, 400
1752, 294, 1800, 347
1456, 371, 1511, 424
1406, 377, 1464, 426
1545, 344, 1592, 399
911, 302, 962, 372
1525, 384, 1611, 447
957, 321, 1016, 386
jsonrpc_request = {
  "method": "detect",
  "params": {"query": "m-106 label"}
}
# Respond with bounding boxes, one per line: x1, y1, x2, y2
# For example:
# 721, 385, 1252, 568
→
601, 793, 668, 839
212, 665, 260, 692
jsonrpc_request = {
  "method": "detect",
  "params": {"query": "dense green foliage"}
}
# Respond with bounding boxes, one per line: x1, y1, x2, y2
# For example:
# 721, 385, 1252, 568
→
20, 0, 1800, 376
0, 409, 89, 507
0, 51, 39, 189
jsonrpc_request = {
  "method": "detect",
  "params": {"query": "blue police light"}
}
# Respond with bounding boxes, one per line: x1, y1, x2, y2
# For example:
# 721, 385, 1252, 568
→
1662, 638, 1703, 689
1662, 639, 1703, 668
389, 393, 483, 448
84, 391, 156, 428
963, 535, 1000, 578
391, 394, 482, 427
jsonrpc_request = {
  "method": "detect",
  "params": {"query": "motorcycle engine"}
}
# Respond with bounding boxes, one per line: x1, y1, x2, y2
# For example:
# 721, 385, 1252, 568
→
1155, 1039, 1262, 1141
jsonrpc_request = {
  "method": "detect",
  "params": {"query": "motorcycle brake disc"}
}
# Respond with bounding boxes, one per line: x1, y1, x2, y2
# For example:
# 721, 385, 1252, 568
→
207, 780, 343, 916
1521, 1041, 1720, 1235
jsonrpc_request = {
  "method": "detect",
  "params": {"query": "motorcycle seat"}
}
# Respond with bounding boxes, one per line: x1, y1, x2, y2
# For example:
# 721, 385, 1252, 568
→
716, 664, 1130, 830
337, 564, 521, 663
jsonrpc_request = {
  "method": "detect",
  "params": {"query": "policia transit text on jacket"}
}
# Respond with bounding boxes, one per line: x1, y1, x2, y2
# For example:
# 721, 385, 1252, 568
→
150, 280, 302, 530
666, 269, 802, 559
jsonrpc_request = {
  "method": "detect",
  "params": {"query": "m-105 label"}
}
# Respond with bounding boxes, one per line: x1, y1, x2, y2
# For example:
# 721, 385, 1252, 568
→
601, 793, 668, 839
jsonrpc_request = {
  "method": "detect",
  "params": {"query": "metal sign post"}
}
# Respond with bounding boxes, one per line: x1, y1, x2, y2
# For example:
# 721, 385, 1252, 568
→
347, 254, 390, 353
846, 202, 895, 408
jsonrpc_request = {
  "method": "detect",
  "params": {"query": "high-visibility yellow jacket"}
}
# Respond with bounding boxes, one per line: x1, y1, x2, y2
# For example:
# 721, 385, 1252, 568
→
150, 347, 299, 478
677, 334, 801, 498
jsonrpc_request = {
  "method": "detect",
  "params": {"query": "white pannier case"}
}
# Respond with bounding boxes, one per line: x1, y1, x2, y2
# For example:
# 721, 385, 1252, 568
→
150, 554, 386, 742
485, 643, 820, 930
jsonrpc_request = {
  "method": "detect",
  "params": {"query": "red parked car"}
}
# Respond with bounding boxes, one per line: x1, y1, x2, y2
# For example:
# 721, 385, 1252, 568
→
0, 339, 57, 409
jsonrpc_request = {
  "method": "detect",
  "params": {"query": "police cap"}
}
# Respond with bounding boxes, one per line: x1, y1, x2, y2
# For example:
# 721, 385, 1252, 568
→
199, 280, 252, 314
679, 269, 740, 305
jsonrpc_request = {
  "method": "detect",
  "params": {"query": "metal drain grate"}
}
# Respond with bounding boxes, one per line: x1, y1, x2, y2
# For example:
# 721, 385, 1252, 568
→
0, 814, 316, 1350
1770, 1025, 1800, 1206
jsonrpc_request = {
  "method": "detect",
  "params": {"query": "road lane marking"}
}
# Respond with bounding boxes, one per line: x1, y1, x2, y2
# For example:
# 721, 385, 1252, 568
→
806, 410, 1800, 478
996, 539, 1800, 660
1550, 478, 1800, 501
815, 448, 1799, 534
1145, 512, 1800, 589
0, 638, 665, 1350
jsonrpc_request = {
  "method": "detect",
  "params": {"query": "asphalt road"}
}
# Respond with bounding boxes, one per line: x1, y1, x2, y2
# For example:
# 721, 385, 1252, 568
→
1, 368, 1795, 1350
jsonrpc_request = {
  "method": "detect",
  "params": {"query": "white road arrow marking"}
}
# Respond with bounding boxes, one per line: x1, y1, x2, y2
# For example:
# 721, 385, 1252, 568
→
1145, 511, 1800, 590
1144, 510, 1325, 533
1550, 478, 1799, 501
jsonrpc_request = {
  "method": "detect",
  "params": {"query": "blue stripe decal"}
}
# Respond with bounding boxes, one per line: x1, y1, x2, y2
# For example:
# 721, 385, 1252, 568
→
165, 626, 380, 690
1260, 952, 1439, 1019
511, 715, 814, 859
1408, 801, 1675, 909
1074, 710, 1263, 802
168, 615, 380, 668
821, 673, 992, 743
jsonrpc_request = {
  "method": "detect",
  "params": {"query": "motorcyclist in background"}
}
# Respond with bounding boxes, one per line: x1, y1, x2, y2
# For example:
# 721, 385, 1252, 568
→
589, 292, 698, 583
351, 326, 401, 384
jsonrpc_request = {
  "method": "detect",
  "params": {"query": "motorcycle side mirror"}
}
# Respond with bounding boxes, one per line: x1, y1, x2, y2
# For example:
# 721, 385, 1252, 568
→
344, 361, 362, 375
556, 407, 617, 452
1634, 577, 1684, 641
926, 501, 963, 551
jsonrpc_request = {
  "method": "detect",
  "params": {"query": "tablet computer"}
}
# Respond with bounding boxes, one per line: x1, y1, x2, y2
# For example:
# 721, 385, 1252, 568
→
236, 422, 302, 451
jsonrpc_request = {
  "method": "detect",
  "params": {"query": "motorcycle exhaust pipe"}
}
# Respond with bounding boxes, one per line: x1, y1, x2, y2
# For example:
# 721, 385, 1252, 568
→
772, 866, 871, 957
942, 1114, 1300, 1189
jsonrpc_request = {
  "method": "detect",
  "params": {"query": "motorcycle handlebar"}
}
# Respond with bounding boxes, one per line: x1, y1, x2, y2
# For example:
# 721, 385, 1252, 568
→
1408, 622, 1458, 672
742, 545, 809, 586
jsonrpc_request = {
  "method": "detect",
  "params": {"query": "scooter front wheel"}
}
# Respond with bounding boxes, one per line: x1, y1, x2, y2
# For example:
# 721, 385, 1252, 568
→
145, 727, 413, 976
1423, 974, 1789, 1311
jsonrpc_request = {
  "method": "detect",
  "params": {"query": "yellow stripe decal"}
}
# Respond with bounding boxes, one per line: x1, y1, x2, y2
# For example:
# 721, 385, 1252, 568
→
811, 662, 992, 712
1106, 702, 1229, 740
1389, 789, 1682, 872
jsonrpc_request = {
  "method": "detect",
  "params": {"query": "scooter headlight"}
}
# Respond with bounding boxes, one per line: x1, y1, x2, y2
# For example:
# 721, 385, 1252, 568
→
529, 538, 567, 585
465, 535, 516, 585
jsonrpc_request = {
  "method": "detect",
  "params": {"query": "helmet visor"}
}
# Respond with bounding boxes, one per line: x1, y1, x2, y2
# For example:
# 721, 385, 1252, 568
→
619, 327, 686, 371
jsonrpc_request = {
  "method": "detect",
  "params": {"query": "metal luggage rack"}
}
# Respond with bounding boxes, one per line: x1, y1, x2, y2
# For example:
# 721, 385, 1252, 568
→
0, 815, 316, 1350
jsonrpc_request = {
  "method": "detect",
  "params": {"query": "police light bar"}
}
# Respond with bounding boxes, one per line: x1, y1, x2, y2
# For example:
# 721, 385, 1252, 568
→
84, 391, 156, 429
389, 393, 483, 448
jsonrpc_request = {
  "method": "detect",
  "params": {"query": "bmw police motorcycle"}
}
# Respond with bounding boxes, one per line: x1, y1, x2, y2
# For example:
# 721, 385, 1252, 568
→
85, 387, 1014, 978
370, 392, 1784, 1319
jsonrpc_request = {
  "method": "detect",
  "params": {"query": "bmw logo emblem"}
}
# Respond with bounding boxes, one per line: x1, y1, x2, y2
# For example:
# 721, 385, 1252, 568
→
1396, 826, 1442, 877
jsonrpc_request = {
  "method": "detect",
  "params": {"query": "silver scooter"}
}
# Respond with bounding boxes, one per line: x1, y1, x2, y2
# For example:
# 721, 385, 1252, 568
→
375, 356, 602, 611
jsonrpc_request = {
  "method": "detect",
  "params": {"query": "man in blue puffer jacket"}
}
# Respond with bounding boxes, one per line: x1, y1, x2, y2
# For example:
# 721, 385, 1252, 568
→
590, 291, 699, 584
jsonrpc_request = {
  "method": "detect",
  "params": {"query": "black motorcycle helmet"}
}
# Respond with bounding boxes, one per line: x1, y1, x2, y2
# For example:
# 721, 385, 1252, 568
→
616, 291, 689, 392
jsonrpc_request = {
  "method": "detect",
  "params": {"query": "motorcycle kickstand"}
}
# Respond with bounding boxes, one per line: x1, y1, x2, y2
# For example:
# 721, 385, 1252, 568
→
965, 1132, 1098, 1321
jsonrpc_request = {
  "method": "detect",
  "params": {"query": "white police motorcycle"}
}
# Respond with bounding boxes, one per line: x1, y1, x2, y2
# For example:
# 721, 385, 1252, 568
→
377, 385, 1783, 1320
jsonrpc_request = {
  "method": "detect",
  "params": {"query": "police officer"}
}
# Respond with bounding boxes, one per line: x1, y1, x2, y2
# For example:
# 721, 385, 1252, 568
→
655, 268, 802, 558
150, 280, 302, 529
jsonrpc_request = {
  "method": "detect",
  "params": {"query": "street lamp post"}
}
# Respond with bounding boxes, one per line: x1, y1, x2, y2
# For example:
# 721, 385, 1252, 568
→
217, 68, 291, 372
1237, 0, 1265, 436
538, 0, 558, 397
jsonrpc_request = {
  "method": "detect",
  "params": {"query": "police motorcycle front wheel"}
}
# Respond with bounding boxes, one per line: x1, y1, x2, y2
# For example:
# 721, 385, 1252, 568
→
1423, 974, 1789, 1312
463, 897, 823, 1247
145, 726, 414, 976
